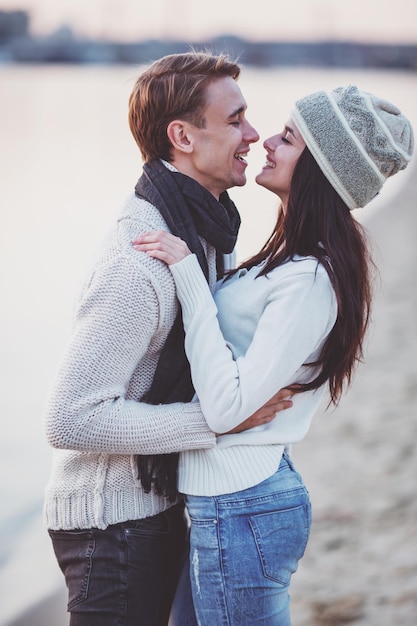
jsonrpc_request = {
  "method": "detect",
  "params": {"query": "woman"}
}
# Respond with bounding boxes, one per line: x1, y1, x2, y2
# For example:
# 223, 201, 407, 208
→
134, 85, 413, 625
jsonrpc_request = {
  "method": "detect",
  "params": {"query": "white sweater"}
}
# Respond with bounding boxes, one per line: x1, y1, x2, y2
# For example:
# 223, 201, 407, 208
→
170, 254, 338, 496
43, 193, 233, 530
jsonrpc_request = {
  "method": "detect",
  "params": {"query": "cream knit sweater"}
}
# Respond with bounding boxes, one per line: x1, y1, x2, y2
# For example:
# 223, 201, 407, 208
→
43, 193, 227, 530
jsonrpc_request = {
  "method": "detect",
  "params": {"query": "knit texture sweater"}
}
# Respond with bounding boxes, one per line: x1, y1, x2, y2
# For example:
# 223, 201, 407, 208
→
43, 193, 233, 531
169, 254, 338, 496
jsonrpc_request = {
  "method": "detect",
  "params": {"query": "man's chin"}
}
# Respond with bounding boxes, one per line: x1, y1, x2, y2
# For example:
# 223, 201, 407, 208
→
233, 174, 247, 188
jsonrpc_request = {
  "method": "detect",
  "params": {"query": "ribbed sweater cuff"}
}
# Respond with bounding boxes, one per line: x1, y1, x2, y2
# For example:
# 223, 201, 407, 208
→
170, 254, 217, 318
180, 402, 216, 449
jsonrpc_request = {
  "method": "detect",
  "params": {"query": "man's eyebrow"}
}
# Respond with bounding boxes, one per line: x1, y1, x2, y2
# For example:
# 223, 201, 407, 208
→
227, 105, 246, 119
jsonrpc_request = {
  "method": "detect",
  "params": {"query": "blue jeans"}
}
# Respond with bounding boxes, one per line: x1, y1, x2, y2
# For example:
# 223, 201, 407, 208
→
48, 501, 188, 626
185, 454, 311, 626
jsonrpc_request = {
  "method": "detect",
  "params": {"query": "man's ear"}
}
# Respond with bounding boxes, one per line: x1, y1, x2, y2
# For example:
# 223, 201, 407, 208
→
166, 120, 194, 154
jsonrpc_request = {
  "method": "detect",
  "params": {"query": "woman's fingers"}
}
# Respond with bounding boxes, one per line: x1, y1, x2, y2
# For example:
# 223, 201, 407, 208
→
132, 231, 191, 264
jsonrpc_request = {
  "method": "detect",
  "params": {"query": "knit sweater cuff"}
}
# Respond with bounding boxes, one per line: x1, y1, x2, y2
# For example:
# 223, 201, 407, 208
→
181, 402, 216, 448
170, 254, 217, 318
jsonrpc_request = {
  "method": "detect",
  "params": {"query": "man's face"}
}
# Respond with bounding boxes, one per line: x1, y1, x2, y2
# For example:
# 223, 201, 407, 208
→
184, 77, 259, 198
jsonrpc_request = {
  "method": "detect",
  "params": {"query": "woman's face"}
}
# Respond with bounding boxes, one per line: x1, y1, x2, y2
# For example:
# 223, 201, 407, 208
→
255, 117, 306, 209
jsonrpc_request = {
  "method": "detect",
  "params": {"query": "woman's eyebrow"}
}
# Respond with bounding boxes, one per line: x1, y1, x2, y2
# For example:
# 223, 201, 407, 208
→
285, 125, 296, 137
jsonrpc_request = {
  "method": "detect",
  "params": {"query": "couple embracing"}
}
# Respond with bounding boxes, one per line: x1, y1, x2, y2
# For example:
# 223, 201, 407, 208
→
43, 51, 413, 625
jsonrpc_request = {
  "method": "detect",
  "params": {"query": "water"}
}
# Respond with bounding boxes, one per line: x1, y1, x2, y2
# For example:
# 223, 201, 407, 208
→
0, 63, 416, 621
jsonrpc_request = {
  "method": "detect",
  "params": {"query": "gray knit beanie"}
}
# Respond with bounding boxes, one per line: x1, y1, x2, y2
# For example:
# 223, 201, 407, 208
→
291, 84, 414, 209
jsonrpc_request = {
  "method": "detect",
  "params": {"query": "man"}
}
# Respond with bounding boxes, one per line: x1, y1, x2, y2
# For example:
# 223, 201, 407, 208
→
44, 51, 292, 625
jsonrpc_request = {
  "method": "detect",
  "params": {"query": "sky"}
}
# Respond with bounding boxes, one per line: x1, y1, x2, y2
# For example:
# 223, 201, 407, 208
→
2, 0, 417, 44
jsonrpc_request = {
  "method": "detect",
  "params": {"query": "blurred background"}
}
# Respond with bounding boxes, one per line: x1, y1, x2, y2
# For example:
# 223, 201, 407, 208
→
0, 2, 416, 624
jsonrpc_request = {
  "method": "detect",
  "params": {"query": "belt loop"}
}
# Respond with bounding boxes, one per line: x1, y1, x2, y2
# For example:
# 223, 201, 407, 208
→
282, 451, 295, 471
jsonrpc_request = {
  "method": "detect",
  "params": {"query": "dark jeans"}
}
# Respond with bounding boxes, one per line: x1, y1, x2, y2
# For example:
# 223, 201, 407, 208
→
48, 502, 190, 626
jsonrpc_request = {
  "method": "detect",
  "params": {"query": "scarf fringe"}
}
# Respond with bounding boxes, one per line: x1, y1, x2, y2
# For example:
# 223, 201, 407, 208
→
136, 454, 179, 503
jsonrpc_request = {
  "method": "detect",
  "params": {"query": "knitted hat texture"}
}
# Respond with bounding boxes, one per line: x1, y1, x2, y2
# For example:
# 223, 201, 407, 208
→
292, 84, 414, 209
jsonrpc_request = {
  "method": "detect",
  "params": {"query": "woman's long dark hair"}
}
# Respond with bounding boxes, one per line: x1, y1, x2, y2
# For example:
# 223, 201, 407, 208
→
231, 147, 375, 405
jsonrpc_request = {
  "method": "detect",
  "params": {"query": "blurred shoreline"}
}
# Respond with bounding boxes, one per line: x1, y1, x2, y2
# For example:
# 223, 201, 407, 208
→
1, 8, 417, 67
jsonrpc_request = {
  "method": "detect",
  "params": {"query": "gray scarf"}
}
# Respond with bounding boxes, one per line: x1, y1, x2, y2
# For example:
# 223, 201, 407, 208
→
134, 159, 240, 501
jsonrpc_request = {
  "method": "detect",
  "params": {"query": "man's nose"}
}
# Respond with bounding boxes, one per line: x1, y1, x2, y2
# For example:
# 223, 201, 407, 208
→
244, 121, 260, 144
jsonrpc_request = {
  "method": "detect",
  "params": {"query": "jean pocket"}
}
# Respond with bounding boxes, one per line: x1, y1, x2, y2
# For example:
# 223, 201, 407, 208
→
124, 507, 179, 538
249, 502, 311, 586
48, 529, 95, 610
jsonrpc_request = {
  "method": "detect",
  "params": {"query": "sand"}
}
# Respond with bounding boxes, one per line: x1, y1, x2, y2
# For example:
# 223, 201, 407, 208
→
290, 162, 417, 625
9, 164, 417, 626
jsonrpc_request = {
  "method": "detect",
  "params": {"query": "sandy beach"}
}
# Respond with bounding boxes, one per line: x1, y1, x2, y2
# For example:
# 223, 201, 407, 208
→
8, 166, 417, 626
289, 160, 417, 625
